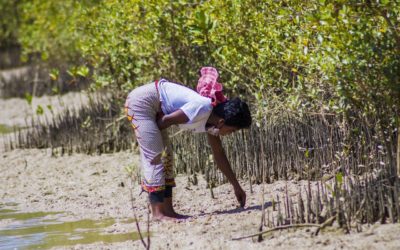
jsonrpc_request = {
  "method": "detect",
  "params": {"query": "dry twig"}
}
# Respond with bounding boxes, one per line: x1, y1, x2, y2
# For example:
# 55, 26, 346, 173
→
313, 215, 337, 236
129, 176, 150, 249
232, 223, 321, 241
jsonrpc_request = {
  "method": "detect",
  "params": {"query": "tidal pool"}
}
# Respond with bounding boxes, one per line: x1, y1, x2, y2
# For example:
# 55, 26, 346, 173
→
0, 203, 143, 249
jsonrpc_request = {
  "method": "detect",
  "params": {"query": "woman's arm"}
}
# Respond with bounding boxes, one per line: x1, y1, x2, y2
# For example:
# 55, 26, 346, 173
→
157, 109, 189, 130
207, 133, 246, 207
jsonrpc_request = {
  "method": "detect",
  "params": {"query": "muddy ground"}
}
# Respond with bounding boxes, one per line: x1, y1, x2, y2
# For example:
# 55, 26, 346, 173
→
1, 148, 400, 250
0, 70, 399, 249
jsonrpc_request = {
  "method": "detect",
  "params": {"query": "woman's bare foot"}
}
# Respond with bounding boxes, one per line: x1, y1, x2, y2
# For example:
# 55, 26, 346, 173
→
151, 202, 189, 221
162, 197, 191, 219
152, 214, 178, 222
163, 211, 190, 219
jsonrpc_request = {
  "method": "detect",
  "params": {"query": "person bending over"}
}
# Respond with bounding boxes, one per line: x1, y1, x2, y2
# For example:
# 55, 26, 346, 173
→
125, 67, 251, 220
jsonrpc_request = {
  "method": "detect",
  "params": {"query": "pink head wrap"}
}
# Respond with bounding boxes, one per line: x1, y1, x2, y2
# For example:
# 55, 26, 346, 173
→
196, 67, 227, 106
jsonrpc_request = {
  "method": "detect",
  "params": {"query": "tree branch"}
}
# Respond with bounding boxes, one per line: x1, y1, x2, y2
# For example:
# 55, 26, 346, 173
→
232, 223, 321, 241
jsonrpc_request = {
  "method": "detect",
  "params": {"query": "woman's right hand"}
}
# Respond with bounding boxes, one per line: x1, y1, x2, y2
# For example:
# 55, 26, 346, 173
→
156, 111, 166, 130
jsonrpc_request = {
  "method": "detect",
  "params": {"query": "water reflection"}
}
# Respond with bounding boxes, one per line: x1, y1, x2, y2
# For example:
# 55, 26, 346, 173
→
0, 203, 142, 249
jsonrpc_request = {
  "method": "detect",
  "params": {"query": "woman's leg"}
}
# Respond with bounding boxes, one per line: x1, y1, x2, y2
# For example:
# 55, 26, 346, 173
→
134, 119, 172, 220
163, 188, 190, 219
126, 89, 180, 220
159, 130, 189, 219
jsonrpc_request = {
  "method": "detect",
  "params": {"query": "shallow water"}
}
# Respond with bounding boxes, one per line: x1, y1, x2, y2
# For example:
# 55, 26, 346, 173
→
0, 203, 142, 249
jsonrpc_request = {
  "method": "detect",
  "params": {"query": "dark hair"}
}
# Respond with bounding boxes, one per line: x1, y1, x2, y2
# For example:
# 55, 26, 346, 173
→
213, 98, 252, 128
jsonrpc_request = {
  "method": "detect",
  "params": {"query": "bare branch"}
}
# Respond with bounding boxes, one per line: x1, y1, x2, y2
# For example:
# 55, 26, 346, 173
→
232, 223, 321, 241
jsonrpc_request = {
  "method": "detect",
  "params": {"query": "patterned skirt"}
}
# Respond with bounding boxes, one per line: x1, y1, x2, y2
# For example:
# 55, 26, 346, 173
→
125, 82, 175, 192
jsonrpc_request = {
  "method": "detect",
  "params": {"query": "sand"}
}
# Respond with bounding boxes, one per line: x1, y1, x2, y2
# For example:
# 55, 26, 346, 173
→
1, 148, 400, 250
1, 92, 400, 249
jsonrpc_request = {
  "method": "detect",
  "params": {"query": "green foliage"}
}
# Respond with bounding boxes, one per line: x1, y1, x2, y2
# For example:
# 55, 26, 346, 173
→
24, 92, 32, 105
0, 124, 14, 134
49, 69, 59, 81
6, 0, 400, 142
17, 1, 94, 62
67, 66, 89, 78
125, 165, 136, 175
336, 172, 343, 187
81, 116, 92, 129
0, 1, 20, 48
36, 105, 44, 115
46, 105, 53, 112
